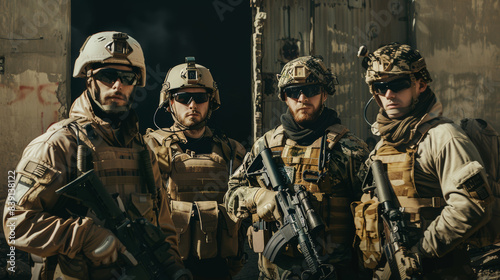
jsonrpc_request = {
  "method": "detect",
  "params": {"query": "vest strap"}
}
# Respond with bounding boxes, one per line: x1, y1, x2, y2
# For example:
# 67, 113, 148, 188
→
398, 196, 446, 214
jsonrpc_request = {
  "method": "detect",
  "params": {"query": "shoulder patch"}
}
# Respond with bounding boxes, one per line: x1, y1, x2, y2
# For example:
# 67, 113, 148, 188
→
462, 173, 490, 201
24, 161, 48, 178
14, 175, 35, 203
453, 161, 492, 202
17, 158, 61, 185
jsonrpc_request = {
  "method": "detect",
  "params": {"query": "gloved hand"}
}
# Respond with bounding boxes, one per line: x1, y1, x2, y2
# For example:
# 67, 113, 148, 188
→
252, 188, 281, 222
82, 226, 126, 266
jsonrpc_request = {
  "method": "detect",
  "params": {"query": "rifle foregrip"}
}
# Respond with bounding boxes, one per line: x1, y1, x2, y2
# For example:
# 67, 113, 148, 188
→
393, 248, 422, 280
299, 238, 318, 275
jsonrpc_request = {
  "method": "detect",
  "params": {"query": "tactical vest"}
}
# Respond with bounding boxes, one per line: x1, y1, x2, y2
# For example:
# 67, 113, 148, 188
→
32, 119, 159, 280
73, 121, 158, 225
265, 124, 355, 244
148, 130, 234, 204
371, 118, 451, 229
147, 130, 241, 262
353, 118, 451, 269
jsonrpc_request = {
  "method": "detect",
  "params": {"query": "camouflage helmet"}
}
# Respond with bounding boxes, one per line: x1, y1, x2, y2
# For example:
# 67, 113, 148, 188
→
159, 57, 220, 111
73, 31, 146, 87
276, 56, 338, 101
362, 43, 432, 85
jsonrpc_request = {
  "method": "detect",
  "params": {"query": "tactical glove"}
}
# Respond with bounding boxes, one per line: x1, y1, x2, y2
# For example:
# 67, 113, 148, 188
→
252, 188, 282, 222
82, 226, 126, 266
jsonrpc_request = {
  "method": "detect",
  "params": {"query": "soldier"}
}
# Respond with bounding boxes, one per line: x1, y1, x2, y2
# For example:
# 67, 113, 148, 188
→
356, 43, 493, 278
224, 56, 369, 279
3, 31, 190, 280
144, 57, 247, 280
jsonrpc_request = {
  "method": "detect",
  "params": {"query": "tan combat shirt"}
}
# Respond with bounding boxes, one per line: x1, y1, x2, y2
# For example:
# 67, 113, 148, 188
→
371, 102, 493, 258
3, 92, 181, 266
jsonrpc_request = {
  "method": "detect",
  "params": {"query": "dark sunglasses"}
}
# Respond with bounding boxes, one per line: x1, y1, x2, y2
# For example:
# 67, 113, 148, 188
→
283, 84, 323, 100
372, 77, 412, 95
93, 68, 139, 86
173, 92, 209, 105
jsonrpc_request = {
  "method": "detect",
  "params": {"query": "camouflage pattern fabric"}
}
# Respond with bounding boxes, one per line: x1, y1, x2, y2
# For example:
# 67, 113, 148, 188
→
364, 43, 432, 84
277, 56, 338, 100
224, 125, 370, 280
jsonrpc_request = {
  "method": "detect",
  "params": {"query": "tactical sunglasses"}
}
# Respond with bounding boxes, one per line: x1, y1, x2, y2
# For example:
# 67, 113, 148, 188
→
372, 77, 412, 95
173, 92, 209, 105
283, 84, 323, 100
93, 68, 138, 86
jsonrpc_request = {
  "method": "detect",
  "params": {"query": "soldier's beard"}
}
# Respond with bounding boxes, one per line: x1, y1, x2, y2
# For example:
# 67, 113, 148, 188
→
290, 106, 323, 127
178, 110, 208, 128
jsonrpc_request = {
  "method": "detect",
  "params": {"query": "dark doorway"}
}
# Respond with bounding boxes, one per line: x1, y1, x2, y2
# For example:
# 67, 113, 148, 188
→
71, 0, 252, 146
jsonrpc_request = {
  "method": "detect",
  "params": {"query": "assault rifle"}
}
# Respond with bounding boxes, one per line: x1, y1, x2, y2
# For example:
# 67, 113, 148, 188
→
56, 169, 190, 280
247, 146, 335, 280
363, 160, 422, 280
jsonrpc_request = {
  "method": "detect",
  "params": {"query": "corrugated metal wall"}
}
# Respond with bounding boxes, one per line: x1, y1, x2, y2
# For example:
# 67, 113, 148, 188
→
253, 0, 500, 142
0, 0, 71, 196
252, 0, 409, 142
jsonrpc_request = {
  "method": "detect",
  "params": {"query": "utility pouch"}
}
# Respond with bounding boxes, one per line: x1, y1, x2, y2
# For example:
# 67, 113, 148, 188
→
249, 215, 271, 253
129, 193, 155, 223
193, 201, 218, 259
171, 200, 193, 260
219, 204, 240, 258
352, 197, 382, 269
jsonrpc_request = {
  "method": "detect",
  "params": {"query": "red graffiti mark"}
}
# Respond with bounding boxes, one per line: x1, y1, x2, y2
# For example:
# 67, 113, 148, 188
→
7, 85, 34, 105
6, 82, 59, 105
38, 82, 60, 105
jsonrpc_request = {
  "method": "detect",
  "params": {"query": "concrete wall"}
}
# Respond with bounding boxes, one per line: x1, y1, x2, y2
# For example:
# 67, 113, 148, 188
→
0, 0, 71, 197
251, 0, 409, 142
413, 0, 500, 131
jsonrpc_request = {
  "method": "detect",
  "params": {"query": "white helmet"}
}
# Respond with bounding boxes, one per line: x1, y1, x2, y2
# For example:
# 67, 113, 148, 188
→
159, 57, 220, 110
73, 31, 146, 87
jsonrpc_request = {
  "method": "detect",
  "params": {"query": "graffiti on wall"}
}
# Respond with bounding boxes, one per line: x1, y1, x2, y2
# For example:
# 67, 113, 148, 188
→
2, 79, 62, 133
7, 82, 60, 106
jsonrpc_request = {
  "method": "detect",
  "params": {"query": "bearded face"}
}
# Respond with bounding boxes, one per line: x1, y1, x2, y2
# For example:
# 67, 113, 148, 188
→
284, 84, 326, 126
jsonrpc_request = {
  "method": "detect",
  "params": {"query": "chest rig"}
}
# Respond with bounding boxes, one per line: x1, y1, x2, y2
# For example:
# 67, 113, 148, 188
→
148, 129, 241, 261
69, 120, 158, 224
265, 124, 354, 244
372, 118, 451, 229
150, 130, 233, 204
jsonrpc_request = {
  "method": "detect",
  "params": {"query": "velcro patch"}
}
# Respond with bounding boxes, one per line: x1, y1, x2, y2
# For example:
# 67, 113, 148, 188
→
19, 175, 35, 187
24, 161, 48, 178
14, 175, 35, 203
463, 173, 490, 201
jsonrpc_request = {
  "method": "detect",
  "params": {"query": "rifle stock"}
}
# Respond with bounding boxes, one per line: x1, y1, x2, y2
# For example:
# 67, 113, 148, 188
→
56, 169, 177, 280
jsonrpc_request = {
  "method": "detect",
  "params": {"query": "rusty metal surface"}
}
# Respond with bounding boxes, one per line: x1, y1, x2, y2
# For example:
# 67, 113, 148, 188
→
414, 0, 500, 132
